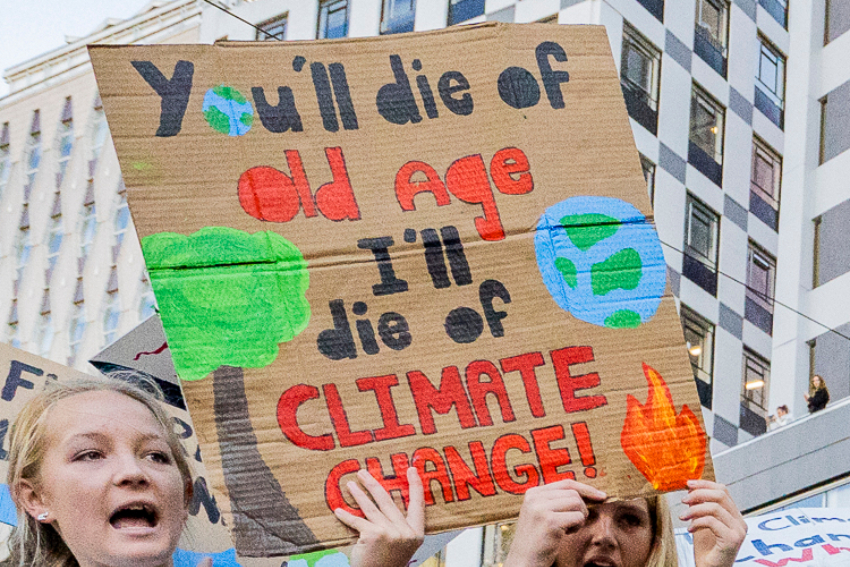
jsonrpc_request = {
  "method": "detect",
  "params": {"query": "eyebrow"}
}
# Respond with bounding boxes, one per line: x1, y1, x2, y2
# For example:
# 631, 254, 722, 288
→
64, 431, 168, 445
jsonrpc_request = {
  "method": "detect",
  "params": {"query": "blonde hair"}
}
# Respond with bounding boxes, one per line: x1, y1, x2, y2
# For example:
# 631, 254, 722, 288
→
810, 375, 829, 396
3, 377, 193, 567
645, 494, 678, 567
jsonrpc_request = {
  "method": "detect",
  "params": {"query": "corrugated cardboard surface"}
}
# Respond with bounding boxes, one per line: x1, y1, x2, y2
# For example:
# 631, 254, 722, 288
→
90, 23, 713, 556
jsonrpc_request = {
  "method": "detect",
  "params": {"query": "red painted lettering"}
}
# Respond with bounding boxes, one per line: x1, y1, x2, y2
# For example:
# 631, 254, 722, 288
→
490, 148, 533, 195
407, 366, 477, 435
314, 147, 360, 221
325, 459, 361, 515
277, 385, 334, 451
551, 346, 608, 413
367, 454, 412, 506
500, 352, 547, 418
444, 442, 496, 501
412, 447, 454, 505
356, 374, 416, 441
445, 154, 503, 241
531, 425, 575, 484
323, 384, 374, 447
394, 161, 451, 211
491, 434, 540, 494
465, 360, 515, 426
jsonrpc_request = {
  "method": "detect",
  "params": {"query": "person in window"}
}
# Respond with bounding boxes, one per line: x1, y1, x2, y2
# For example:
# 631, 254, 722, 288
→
3, 379, 424, 567
502, 478, 746, 567
804, 374, 830, 414
767, 404, 790, 431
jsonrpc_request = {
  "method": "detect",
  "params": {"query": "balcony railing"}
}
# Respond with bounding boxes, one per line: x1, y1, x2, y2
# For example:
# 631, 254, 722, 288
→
694, 25, 727, 77
758, 0, 787, 28
621, 79, 658, 135
755, 86, 784, 129
637, 0, 664, 21
682, 252, 718, 296
688, 141, 723, 186
448, 0, 485, 25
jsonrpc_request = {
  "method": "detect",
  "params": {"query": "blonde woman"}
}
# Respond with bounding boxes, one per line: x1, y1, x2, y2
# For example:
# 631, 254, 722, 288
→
2, 379, 423, 567
503, 479, 746, 567
804, 374, 830, 414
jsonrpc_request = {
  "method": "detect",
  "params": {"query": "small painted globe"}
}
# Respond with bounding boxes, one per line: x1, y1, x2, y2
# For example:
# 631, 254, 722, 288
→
202, 85, 254, 136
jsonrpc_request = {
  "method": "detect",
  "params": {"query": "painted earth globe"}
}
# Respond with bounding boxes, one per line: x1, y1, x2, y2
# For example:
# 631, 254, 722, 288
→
203, 85, 254, 136
534, 196, 666, 328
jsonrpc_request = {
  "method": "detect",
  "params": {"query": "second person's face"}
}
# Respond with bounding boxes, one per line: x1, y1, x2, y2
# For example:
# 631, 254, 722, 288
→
555, 499, 655, 567
26, 391, 187, 567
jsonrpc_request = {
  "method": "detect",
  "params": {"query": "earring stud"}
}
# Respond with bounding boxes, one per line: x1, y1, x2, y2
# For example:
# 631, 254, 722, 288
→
36, 512, 48, 521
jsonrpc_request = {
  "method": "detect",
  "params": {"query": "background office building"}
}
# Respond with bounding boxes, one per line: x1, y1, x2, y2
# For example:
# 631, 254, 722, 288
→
1, 0, 850, 565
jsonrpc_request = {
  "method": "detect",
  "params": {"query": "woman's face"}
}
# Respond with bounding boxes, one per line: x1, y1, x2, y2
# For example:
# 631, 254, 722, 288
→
813, 376, 823, 388
554, 499, 654, 567
25, 391, 187, 567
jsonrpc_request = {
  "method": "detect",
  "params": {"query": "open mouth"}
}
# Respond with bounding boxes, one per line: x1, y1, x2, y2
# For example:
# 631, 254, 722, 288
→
584, 561, 616, 567
109, 503, 159, 530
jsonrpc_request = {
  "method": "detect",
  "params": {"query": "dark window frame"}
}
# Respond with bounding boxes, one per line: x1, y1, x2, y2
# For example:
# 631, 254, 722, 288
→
681, 304, 715, 409
318, 0, 349, 39
621, 23, 661, 135
257, 13, 287, 41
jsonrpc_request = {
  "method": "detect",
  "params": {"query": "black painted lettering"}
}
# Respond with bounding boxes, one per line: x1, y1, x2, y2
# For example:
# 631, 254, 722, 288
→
251, 86, 303, 133
438, 71, 473, 116
130, 60, 194, 137
358, 237, 409, 296
536, 42, 570, 109
2, 360, 42, 401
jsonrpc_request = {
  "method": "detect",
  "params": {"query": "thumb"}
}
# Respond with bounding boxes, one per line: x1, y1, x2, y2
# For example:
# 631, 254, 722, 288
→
197, 558, 214, 567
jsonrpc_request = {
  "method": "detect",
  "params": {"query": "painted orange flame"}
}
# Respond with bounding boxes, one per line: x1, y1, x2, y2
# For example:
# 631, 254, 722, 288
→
620, 363, 706, 491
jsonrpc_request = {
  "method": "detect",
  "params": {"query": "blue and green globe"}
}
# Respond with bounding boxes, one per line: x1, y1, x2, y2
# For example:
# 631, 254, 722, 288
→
535, 196, 666, 329
203, 85, 254, 136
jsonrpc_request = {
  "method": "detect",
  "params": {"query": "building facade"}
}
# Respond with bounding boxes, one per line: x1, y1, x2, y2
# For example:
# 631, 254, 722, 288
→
2, 0, 850, 565
0, 0, 200, 373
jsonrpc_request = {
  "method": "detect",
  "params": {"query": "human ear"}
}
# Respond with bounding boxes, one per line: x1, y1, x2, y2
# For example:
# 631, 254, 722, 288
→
16, 479, 49, 522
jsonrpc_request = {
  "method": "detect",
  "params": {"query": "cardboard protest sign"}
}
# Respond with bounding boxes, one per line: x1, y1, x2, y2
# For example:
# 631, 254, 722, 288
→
89, 22, 712, 556
89, 316, 461, 567
676, 508, 850, 566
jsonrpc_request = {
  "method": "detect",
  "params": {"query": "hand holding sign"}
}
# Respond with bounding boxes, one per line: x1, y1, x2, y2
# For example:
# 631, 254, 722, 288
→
681, 480, 747, 567
503, 479, 607, 567
334, 468, 424, 567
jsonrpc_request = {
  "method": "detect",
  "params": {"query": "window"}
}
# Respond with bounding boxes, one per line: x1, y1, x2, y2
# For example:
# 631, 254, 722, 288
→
683, 194, 719, 295
89, 95, 108, 174
740, 348, 770, 436
37, 292, 54, 359
750, 138, 781, 230
139, 274, 157, 320
640, 155, 656, 205
113, 189, 130, 247
826, 0, 850, 43
694, 0, 729, 77
0, 122, 10, 201
745, 243, 775, 335
819, 79, 850, 164
621, 24, 661, 135
103, 288, 120, 346
79, 185, 97, 262
68, 295, 86, 366
755, 38, 785, 129
257, 14, 287, 41
689, 85, 725, 186
759, 0, 787, 28
813, 199, 850, 286
15, 207, 32, 286
448, 0, 485, 25
45, 206, 63, 282
7, 301, 20, 349
318, 0, 348, 39
680, 304, 714, 408
381, 0, 416, 34
56, 97, 74, 188
24, 110, 42, 197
